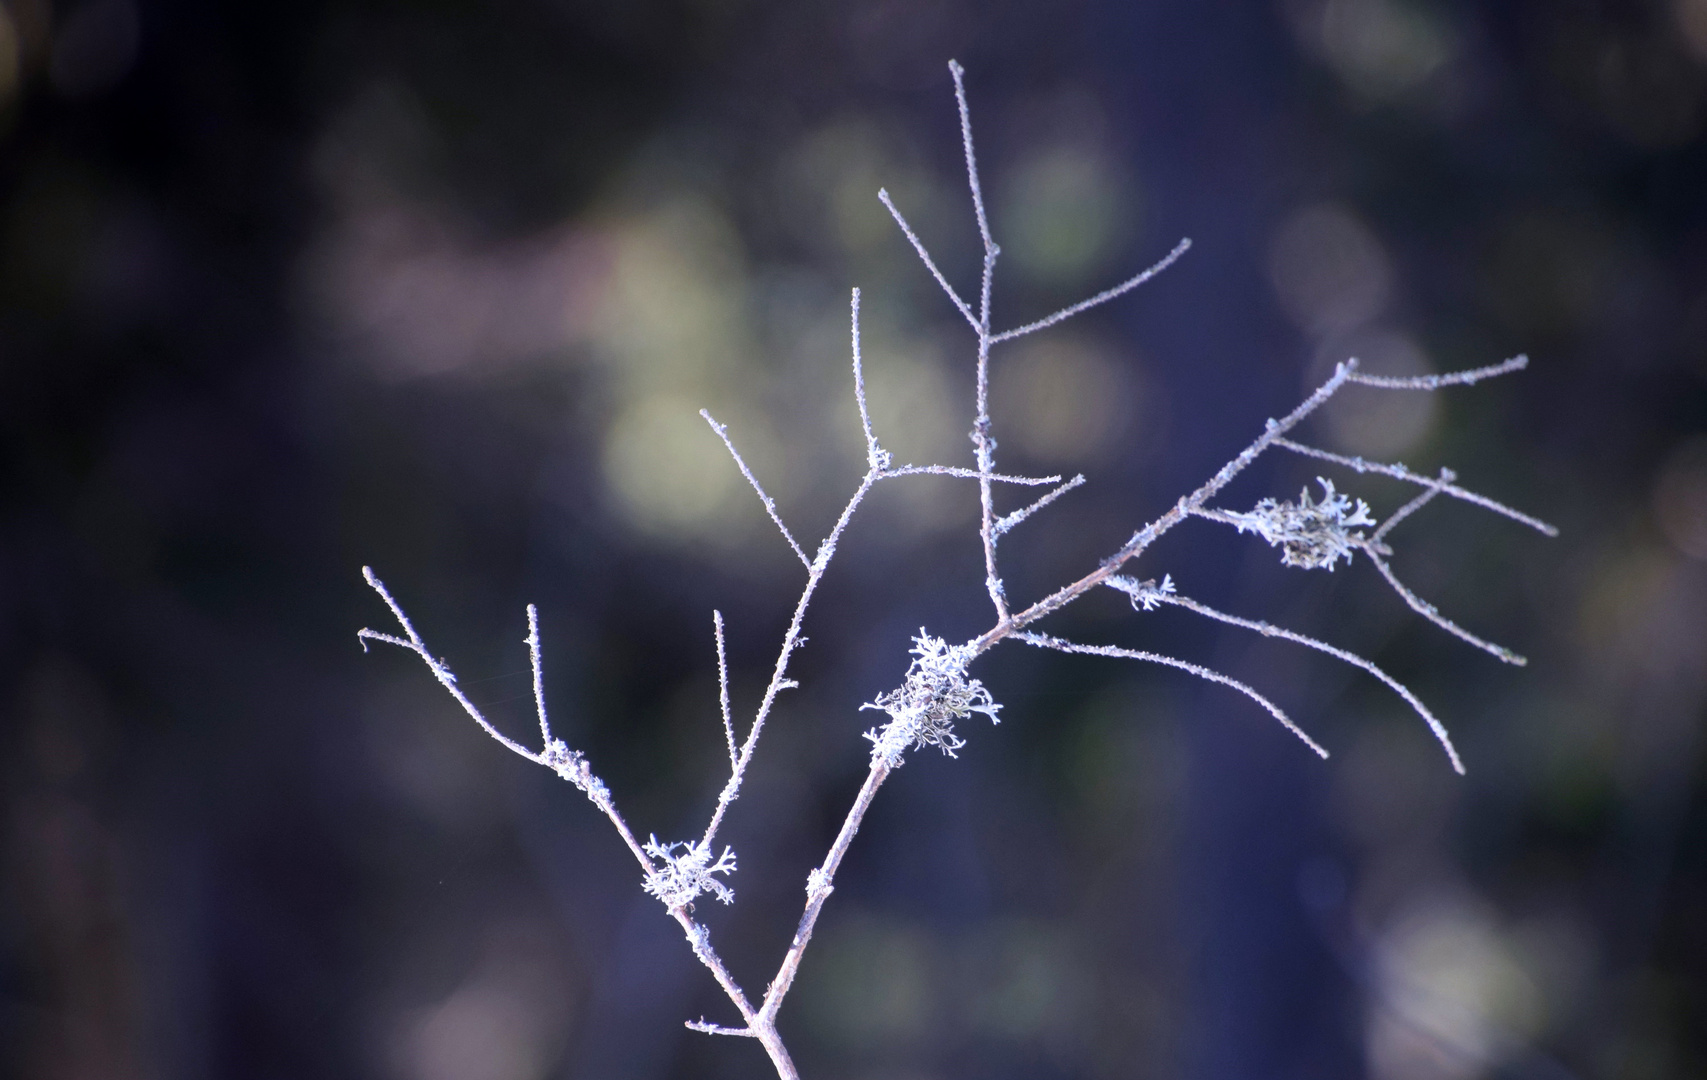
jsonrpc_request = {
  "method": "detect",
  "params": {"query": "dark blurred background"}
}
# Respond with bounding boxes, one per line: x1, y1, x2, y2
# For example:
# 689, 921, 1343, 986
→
3, 0, 1705, 1077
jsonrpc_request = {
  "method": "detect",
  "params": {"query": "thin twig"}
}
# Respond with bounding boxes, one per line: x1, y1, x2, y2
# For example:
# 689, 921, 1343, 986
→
878, 188, 977, 330
359, 568, 543, 764
699, 465, 883, 853
991, 237, 1193, 343
882, 463, 1063, 485
850, 288, 887, 470
358, 570, 661, 867
714, 611, 737, 769
994, 474, 1086, 537
1014, 631, 1327, 758
948, 59, 997, 285
947, 59, 1007, 621
1153, 587, 1465, 774
1274, 439, 1558, 536
1361, 548, 1526, 666
701, 410, 811, 567
1371, 470, 1450, 545
526, 604, 551, 748
1347, 354, 1527, 389
686, 1020, 758, 1037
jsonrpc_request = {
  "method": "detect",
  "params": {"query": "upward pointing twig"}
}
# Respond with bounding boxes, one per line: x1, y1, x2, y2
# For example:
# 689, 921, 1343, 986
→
991, 238, 1193, 343
700, 410, 811, 568
714, 611, 737, 770
878, 188, 977, 330
1146, 584, 1466, 775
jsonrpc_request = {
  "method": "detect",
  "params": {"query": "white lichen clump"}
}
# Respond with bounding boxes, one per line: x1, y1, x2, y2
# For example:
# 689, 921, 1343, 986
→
1223, 477, 1376, 570
862, 632, 1002, 766
642, 836, 738, 908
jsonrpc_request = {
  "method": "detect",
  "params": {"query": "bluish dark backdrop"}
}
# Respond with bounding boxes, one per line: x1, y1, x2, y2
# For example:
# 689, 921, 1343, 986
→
2, 1, 1704, 1078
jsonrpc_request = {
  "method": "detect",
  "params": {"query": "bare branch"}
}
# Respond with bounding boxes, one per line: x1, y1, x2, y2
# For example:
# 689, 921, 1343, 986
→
1361, 547, 1527, 666
699, 466, 884, 852
849, 288, 888, 470
948, 59, 1007, 623
1370, 469, 1449, 545
526, 604, 551, 747
991, 237, 1193, 344
1014, 631, 1327, 758
882, 463, 1063, 485
1144, 584, 1465, 774
994, 474, 1087, 537
879, 188, 977, 330
359, 568, 545, 765
686, 1020, 757, 1037
948, 59, 997, 277
1274, 439, 1559, 536
700, 410, 811, 568
714, 611, 737, 769
1346, 353, 1528, 389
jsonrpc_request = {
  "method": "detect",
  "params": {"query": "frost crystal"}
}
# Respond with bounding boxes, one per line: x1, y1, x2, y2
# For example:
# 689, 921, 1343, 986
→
862, 632, 1002, 767
1223, 478, 1375, 571
642, 836, 738, 908
1108, 573, 1176, 611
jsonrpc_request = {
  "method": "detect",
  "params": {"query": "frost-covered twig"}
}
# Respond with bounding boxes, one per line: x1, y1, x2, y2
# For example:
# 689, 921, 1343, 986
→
1274, 438, 1558, 536
1107, 577, 1467, 775
1014, 630, 1326, 758
881, 463, 1063, 485
1347, 354, 1529, 389
878, 188, 975, 330
1370, 470, 1449, 545
701, 409, 810, 568
990, 237, 1193, 343
714, 611, 737, 769
1362, 548, 1526, 665
994, 474, 1086, 537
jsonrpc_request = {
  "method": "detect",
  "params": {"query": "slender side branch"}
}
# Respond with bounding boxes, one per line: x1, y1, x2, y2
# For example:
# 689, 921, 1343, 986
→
878, 188, 977, 330
994, 474, 1086, 537
698, 298, 906, 852
714, 611, 737, 769
1371, 471, 1449, 545
1274, 439, 1559, 536
527, 604, 551, 747
701, 411, 811, 567
946, 59, 1007, 622
991, 237, 1193, 343
1014, 630, 1327, 758
1352, 468, 1528, 664
949, 59, 997, 286
1347, 354, 1528, 389
1150, 586, 1465, 774
359, 568, 545, 764
882, 464, 1063, 485
1361, 549, 1526, 665
850, 288, 889, 470
686, 1020, 759, 1038
357, 569, 658, 864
